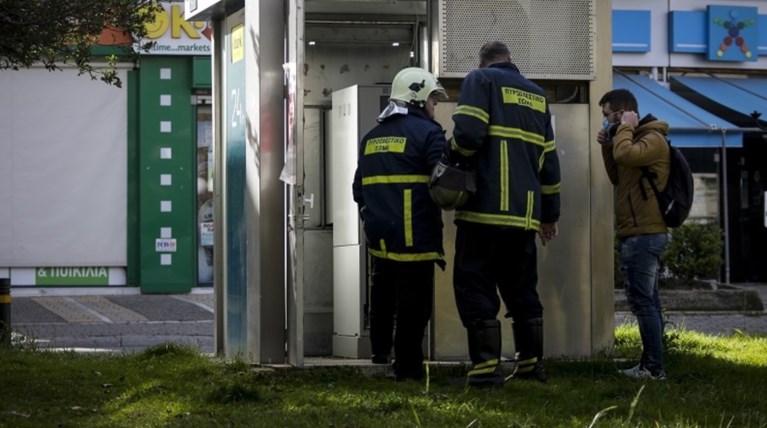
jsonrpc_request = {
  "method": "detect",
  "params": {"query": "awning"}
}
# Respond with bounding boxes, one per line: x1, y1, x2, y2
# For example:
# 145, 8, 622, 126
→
718, 77, 767, 100
613, 72, 742, 148
670, 75, 767, 129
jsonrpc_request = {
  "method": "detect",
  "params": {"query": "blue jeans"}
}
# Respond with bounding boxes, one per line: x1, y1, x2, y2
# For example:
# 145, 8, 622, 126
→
620, 233, 669, 374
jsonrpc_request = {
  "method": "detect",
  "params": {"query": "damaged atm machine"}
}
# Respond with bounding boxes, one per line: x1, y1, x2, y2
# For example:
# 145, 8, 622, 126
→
185, 0, 615, 365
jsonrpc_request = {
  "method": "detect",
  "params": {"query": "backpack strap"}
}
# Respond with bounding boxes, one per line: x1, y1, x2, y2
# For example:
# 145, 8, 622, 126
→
636, 131, 667, 201
639, 166, 661, 201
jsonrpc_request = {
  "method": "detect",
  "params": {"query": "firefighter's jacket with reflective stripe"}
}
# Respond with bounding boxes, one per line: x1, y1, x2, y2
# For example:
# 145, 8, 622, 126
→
450, 62, 561, 230
352, 108, 447, 262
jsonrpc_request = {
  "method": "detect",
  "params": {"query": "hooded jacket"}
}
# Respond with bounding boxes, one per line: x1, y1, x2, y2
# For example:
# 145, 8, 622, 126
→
601, 114, 670, 238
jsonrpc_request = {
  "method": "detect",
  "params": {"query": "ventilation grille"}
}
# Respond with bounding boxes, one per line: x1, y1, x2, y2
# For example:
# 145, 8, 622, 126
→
439, 0, 596, 80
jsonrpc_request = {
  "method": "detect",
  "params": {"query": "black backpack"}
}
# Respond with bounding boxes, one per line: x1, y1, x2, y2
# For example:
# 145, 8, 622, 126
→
639, 136, 694, 228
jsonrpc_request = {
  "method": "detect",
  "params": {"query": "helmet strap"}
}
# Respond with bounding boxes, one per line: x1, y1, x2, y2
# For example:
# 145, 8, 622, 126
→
408, 100, 426, 109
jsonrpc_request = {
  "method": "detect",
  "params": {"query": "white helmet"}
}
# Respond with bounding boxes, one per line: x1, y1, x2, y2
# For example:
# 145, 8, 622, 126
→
390, 67, 448, 107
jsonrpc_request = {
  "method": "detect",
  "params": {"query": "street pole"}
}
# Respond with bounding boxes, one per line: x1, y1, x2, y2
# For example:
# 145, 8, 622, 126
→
0, 277, 10, 346
720, 129, 730, 284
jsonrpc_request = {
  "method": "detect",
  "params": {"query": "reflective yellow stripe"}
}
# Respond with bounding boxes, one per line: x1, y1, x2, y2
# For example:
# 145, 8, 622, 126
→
404, 189, 413, 247
488, 125, 545, 147
500, 140, 509, 211
541, 183, 560, 195
516, 356, 539, 373
539, 140, 556, 171
368, 248, 444, 262
474, 359, 499, 369
0, 295, 11, 304
501, 87, 546, 113
468, 366, 499, 376
468, 359, 499, 377
526, 191, 534, 229
456, 211, 541, 230
454, 105, 489, 124
450, 138, 476, 157
364, 136, 407, 155
362, 175, 429, 185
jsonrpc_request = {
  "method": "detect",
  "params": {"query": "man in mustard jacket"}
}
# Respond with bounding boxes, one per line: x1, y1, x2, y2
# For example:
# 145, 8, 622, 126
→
598, 88, 670, 380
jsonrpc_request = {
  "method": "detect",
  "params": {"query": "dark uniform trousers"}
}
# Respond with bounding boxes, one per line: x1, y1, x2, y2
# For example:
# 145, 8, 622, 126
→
453, 222, 542, 326
370, 257, 435, 378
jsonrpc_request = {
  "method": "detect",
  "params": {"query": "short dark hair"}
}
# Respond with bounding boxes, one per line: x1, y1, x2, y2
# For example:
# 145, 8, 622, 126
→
598, 88, 639, 114
479, 41, 511, 67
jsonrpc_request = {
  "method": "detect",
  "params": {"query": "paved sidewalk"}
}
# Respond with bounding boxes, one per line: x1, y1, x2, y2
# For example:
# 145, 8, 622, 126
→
10, 288, 215, 354
7, 283, 767, 356
615, 283, 767, 336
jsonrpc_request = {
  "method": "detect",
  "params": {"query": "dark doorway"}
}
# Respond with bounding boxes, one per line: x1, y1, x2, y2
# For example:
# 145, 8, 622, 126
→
724, 133, 767, 283
738, 133, 767, 282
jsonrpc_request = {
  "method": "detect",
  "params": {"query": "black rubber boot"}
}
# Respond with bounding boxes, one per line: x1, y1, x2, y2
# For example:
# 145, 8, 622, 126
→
464, 319, 504, 387
512, 317, 547, 383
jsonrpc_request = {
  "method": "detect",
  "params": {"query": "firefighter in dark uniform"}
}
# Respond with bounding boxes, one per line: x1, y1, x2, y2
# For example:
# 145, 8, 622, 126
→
352, 67, 449, 381
447, 41, 561, 386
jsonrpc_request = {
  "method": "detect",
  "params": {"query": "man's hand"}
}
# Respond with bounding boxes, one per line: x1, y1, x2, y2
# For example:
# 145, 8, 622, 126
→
597, 129, 612, 145
538, 222, 559, 246
620, 111, 639, 127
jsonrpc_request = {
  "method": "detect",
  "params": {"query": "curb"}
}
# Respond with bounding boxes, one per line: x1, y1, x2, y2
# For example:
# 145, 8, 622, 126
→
615, 287, 765, 312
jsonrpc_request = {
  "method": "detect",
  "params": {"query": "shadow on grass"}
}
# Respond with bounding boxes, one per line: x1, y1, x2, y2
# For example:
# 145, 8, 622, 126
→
2, 331, 766, 427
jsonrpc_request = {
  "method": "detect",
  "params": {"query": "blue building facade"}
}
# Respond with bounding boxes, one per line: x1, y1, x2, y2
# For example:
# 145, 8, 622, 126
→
610, 0, 767, 282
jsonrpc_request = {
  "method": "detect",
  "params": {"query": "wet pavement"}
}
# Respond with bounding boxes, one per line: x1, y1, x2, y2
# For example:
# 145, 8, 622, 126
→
7, 283, 767, 357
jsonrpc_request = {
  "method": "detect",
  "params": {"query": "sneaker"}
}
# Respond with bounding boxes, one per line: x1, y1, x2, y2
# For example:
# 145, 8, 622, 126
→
619, 363, 666, 380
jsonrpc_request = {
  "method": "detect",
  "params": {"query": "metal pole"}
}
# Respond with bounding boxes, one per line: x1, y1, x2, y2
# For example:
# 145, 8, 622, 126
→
720, 129, 730, 284
0, 277, 11, 346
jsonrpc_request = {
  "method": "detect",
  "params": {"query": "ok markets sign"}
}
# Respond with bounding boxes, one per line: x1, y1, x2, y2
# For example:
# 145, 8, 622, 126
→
142, 2, 211, 55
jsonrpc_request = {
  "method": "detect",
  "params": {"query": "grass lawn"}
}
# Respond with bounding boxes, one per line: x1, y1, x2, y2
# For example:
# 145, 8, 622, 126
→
1, 324, 766, 427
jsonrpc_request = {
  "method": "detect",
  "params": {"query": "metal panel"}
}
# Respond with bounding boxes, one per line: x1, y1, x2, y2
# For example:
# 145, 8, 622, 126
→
247, 0, 287, 364
305, 0, 425, 15
332, 244, 369, 357
288, 0, 306, 366
589, 0, 616, 356
303, 44, 407, 105
539, 103, 593, 357
330, 85, 361, 246
432, 103, 596, 359
431, 104, 515, 359
330, 85, 389, 358
303, 107, 325, 227
221, 9, 248, 357
215, 0, 287, 363
437, 0, 596, 80
304, 230, 333, 355
329, 85, 364, 358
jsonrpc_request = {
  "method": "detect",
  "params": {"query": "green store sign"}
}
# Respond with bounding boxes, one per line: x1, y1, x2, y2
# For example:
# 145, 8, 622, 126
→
35, 267, 110, 286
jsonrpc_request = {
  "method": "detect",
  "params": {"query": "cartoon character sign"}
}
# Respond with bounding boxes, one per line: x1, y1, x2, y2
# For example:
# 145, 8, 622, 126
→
707, 5, 758, 62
